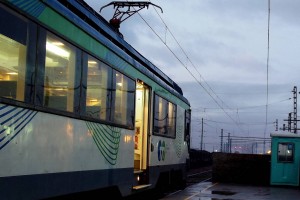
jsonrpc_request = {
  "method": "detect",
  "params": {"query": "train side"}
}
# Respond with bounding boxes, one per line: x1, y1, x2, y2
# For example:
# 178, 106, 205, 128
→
0, 0, 191, 199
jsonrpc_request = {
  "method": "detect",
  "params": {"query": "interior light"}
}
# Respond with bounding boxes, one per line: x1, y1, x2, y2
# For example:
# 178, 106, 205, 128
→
46, 41, 70, 58
137, 84, 143, 89
88, 61, 97, 64
54, 88, 65, 91
124, 135, 132, 143
137, 80, 144, 85
51, 41, 64, 46
117, 82, 123, 87
6, 72, 18, 75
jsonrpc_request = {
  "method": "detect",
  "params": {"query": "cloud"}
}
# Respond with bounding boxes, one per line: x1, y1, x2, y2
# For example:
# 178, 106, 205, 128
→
181, 80, 293, 151
85, 0, 300, 153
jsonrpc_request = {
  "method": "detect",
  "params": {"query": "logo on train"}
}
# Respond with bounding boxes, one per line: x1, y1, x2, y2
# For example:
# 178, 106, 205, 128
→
158, 140, 166, 161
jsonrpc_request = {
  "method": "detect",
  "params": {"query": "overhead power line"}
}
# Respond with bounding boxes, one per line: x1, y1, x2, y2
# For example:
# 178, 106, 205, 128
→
132, 0, 246, 133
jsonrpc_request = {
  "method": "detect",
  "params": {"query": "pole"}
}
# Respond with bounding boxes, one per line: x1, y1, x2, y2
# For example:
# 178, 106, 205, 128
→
220, 129, 223, 152
293, 86, 297, 133
227, 133, 231, 153
200, 118, 203, 150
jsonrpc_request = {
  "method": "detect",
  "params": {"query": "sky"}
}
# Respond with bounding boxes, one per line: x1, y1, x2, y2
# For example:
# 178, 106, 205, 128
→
84, 0, 300, 153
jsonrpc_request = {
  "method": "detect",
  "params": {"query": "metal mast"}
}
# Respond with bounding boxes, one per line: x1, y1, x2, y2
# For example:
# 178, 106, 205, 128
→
293, 86, 297, 133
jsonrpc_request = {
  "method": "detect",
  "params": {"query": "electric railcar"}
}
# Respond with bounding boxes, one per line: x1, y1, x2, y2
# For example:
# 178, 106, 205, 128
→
0, 0, 191, 199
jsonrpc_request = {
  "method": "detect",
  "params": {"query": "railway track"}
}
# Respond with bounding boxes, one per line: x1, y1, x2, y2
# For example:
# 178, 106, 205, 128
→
124, 167, 212, 200
158, 167, 212, 199
187, 169, 212, 187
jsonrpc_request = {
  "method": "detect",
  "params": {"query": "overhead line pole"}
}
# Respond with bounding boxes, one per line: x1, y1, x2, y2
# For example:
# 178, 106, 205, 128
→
293, 86, 297, 133
220, 129, 223, 152
228, 133, 231, 153
200, 118, 204, 150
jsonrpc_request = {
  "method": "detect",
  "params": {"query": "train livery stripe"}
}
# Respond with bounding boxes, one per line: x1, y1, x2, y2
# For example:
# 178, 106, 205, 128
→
0, 105, 37, 150
10, 0, 45, 18
86, 121, 121, 165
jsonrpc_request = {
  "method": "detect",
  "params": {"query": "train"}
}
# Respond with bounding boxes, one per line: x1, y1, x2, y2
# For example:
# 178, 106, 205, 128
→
0, 0, 191, 199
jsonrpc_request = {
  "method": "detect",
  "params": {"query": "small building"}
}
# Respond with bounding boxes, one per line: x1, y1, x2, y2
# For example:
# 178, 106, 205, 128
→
270, 132, 300, 186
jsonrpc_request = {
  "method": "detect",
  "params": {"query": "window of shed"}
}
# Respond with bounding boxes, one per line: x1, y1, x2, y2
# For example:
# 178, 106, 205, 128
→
278, 143, 294, 162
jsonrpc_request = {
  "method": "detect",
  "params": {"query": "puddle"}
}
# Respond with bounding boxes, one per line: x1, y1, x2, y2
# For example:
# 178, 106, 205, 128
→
211, 190, 236, 195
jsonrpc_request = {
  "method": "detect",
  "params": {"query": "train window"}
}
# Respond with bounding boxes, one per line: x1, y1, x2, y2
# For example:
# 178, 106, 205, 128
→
278, 143, 294, 162
168, 102, 176, 136
112, 71, 135, 128
153, 94, 176, 138
154, 95, 167, 135
0, 6, 28, 101
185, 109, 191, 149
43, 32, 78, 112
86, 55, 112, 121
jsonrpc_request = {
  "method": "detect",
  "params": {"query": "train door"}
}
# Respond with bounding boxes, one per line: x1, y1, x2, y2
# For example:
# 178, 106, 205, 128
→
133, 80, 150, 189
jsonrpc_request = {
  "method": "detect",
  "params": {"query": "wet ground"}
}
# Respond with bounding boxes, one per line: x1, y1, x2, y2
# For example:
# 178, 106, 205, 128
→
160, 181, 300, 200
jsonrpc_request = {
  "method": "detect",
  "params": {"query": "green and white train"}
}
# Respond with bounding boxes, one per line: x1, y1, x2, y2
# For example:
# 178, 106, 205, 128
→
0, 0, 191, 199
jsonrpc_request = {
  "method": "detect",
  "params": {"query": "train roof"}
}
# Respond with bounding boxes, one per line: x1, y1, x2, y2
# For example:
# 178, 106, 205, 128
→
46, 0, 189, 106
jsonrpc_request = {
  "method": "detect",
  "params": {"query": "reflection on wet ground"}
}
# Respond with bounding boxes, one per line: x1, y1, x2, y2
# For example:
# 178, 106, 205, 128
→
160, 181, 300, 200
211, 190, 236, 196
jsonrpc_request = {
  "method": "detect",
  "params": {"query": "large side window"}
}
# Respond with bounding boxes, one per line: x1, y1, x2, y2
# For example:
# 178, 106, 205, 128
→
0, 6, 28, 101
86, 55, 112, 121
0, 4, 136, 129
43, 32, 78, 112
153, 94, 176, 138
278, 142, 294, 162
112, 71, 135, 128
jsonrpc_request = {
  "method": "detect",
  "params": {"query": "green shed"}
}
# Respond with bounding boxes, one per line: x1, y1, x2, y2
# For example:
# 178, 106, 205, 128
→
270, 132, 300, 186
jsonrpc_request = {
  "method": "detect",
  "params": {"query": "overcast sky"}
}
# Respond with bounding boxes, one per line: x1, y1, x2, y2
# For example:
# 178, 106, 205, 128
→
85, 0, 300, 153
